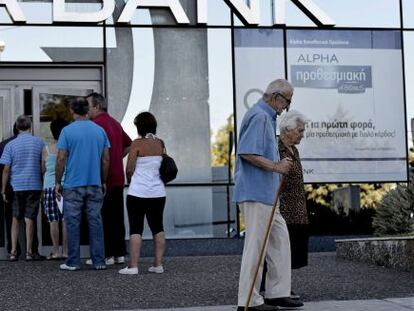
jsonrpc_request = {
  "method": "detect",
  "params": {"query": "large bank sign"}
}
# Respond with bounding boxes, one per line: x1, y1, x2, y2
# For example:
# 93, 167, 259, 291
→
0, 0, 335, 26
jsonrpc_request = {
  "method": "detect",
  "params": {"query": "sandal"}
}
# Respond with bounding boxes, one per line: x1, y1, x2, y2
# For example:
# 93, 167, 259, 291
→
9, 251, 18, 262
46, 252, 61, 260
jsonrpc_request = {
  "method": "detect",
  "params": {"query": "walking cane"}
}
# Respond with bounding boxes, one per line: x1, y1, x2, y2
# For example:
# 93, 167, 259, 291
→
244, 177, 285, 311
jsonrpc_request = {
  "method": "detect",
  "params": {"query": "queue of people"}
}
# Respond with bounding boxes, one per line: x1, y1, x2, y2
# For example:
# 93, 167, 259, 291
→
0, 94, 169, 274
0, 79, 310, 310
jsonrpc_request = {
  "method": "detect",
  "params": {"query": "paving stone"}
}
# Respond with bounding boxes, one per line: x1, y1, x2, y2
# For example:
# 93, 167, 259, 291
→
139, 299, 414, 311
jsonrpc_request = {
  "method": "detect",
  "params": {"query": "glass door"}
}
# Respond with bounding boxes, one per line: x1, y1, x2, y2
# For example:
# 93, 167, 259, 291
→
32, 84, 100, 139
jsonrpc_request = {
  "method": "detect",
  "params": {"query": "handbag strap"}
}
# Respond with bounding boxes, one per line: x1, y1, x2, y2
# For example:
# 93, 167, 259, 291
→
160, 139, 167, 155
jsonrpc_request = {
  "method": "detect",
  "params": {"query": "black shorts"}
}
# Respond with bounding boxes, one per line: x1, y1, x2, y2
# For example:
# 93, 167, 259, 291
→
126, 195, 166, 236
13, 190, 41, 220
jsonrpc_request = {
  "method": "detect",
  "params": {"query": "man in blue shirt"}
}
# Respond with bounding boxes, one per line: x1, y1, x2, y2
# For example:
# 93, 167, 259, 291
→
234, 79, 302, 310
56, 97, 110, 271
0, 116, 44, 261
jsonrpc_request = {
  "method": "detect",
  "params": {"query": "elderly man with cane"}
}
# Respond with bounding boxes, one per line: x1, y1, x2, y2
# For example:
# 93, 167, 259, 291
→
234, 79, 304, 310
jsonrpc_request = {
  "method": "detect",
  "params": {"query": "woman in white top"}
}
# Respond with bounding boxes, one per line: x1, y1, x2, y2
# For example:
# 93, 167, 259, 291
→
119, 112, 166, 275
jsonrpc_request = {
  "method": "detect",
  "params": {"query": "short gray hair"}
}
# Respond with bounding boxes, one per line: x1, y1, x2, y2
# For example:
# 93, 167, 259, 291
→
263, 79, 293, 101
278, 110, 308, 132
86, 92, 107, 111
15, 115, 31, 131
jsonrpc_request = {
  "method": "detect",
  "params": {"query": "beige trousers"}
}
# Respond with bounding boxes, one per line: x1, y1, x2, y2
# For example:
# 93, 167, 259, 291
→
237, 201, 291, 307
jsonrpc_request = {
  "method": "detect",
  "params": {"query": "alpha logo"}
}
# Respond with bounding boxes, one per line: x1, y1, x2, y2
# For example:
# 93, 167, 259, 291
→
291, 65, 372, 93
0, 0, 335, 26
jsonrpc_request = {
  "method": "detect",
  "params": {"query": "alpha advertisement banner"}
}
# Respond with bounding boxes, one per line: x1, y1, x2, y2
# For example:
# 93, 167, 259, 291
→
235, 29, 407, 183
289, 30, 407, 182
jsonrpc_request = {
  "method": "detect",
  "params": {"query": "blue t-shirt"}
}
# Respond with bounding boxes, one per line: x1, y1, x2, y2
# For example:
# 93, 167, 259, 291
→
57, 120, 110, 188
233, 100, 281, 205
0, 133, 44, 191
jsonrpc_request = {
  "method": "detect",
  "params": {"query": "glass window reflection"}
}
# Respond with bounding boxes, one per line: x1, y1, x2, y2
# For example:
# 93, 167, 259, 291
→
294, 0, 401, 28
0, 2, 102, 24
108, 28, 234, 183
403, 0, 414, 28
0, 26, 104, 62
404, 32, 414, 145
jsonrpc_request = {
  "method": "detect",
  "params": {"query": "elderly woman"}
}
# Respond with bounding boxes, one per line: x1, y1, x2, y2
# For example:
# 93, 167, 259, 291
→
260, 110, 309, 297
278, 110, 309, 297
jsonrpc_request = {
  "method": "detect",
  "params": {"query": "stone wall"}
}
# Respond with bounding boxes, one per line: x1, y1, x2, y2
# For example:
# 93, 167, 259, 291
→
336, 236, 414, 271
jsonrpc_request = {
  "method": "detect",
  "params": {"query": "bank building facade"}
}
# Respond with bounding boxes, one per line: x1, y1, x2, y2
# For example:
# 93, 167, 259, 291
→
0, 0, 412, 258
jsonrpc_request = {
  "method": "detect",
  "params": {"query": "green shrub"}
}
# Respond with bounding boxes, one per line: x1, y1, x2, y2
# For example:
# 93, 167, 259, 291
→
372, 170, 414, 236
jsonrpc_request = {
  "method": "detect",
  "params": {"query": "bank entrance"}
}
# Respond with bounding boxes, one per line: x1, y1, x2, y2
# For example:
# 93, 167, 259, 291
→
0, 66, 102, 259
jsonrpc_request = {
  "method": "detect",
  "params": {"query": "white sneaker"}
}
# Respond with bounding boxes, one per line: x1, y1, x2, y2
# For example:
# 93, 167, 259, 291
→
114, 256, 125, 264
118, 266, 138, 275
105, 257, 115, 265
148, 265, 164, 274
85, 258, 93, 265
60, 263, 80, 271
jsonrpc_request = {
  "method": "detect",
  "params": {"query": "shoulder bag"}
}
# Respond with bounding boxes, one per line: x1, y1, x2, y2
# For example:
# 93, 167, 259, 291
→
159, 140, 178, 184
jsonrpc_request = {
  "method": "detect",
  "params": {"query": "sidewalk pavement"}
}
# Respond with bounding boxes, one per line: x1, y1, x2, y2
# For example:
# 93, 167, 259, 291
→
0, 252, 413, 310
137, 297, 414, 311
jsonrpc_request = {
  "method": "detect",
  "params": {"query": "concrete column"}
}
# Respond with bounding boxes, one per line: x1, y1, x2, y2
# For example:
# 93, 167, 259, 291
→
106, 0, 134, 121
149, 0, 213, 237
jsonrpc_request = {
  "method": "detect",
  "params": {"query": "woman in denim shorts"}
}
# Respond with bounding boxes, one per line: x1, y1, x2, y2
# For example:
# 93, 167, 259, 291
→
42, 118, 68, 260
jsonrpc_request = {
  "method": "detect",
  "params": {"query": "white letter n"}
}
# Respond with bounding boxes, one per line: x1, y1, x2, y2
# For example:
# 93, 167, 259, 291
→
224, 0, 260, 25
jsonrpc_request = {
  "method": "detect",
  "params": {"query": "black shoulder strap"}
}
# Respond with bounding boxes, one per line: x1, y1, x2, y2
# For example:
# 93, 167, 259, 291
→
160, 139, 167, 154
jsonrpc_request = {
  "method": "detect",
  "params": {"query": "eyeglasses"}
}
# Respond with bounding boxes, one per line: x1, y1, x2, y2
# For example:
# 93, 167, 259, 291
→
273, 92, 291, 111
274, 93, 291, 105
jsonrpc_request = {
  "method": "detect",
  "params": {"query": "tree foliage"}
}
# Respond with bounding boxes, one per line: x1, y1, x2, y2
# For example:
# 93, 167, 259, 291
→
305, 183, 393, 209
372, 170, 414, 236
40, 95, 73, 123
211, 115, 235, 167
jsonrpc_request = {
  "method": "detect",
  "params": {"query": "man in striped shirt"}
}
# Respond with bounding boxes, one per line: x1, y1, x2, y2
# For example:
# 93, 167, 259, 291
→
0, 115, 44, 261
